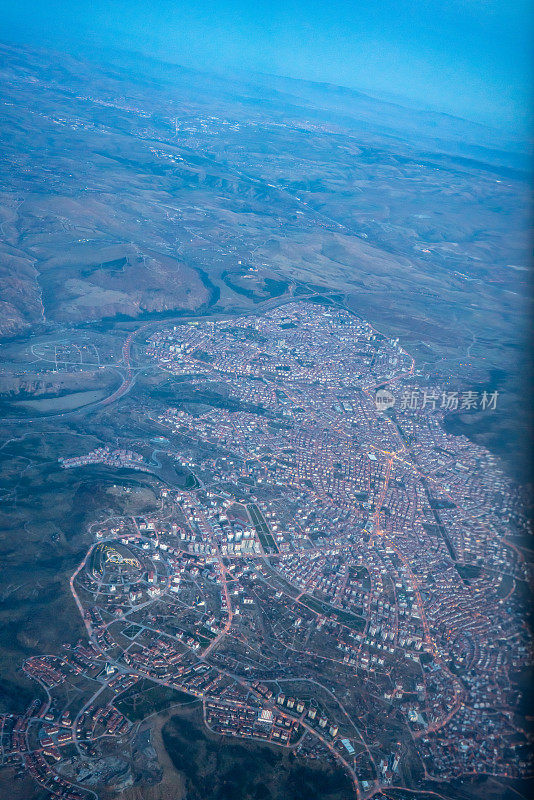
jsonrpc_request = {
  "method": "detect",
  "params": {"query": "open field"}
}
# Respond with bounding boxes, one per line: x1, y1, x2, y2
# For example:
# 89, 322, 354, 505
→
162, 704, 353, 800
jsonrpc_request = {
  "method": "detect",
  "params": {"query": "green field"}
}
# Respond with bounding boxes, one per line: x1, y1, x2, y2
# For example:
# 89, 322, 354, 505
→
248, 504, 278, 554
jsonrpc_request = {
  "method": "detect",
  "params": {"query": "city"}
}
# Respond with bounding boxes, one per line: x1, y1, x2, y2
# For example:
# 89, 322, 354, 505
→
1, 302, 530, 798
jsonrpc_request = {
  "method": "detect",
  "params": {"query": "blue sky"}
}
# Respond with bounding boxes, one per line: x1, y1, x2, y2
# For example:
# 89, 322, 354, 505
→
1, 0, 532, 133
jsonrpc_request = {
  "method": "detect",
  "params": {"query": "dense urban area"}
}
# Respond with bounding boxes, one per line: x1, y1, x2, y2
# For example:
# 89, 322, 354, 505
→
1, 302, 531, 799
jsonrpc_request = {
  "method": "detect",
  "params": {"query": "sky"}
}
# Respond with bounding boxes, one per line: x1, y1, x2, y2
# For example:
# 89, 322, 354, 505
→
1, 0, 532, 134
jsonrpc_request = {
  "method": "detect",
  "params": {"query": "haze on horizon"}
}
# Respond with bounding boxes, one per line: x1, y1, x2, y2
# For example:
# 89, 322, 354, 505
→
1, 0, 532, 138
